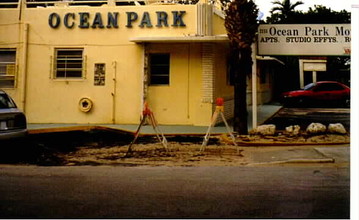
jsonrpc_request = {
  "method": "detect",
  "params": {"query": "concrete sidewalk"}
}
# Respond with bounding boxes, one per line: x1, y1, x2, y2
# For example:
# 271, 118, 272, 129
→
28, 104, 282, 135
248, 146, 350, 165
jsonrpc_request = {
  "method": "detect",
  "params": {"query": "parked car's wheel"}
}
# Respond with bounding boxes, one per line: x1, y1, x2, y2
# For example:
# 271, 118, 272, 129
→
283, 98, 295, 107
344, 96, 350, 108
296, 97, 306, 107
283, 97, 305, 107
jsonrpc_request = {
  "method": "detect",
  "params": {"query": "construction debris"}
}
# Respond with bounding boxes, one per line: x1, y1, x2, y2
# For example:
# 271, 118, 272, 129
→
328, 123, 347, 134
285, 125, 301, 136
306, 123, 326, 134
250, 124, 276, 136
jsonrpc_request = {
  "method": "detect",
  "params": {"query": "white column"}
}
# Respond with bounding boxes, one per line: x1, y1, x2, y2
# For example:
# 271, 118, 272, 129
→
312, 71, 317, 83
252, 44, 257, 129
20, 23, 29, 112
299, 59, 304, 88
350, 4, 359, 220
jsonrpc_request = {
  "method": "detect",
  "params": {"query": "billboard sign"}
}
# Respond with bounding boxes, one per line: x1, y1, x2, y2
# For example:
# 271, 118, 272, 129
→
258, 24, 351, 56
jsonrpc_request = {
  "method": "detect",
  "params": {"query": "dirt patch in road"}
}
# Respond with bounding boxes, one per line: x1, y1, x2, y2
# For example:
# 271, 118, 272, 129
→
59, 133, 349, 167
60, 143, 250, 167
0, 131, 350, 166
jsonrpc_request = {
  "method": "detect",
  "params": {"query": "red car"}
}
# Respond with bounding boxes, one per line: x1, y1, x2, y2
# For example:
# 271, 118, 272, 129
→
281, 81, 350, 107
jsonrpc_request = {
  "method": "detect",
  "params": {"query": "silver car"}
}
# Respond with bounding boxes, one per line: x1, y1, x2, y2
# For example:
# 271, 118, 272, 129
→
0, 90, 27, 140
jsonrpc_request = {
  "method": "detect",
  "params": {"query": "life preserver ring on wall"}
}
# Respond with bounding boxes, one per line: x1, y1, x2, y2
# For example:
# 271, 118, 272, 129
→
79, 97, 93, 113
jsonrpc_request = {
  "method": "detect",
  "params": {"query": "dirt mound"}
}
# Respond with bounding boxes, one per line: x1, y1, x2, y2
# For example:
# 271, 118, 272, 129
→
61, 143, 247, 166
60, 133, 349, 166
0, 131, 349, 166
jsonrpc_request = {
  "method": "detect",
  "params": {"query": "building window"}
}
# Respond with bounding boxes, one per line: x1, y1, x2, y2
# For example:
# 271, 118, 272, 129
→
54, 48, 83, 79
0, 0, 18, 8
149, 53, 170, 85
0, 49, 16, 88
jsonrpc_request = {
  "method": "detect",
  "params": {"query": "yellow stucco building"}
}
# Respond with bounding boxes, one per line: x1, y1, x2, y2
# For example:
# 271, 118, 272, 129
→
0, 0, 239, 126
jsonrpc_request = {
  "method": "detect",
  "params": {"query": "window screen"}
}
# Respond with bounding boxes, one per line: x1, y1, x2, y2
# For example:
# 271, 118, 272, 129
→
149, 53, 170, 85
55, 48, 83, 79
0, 49, 16, 88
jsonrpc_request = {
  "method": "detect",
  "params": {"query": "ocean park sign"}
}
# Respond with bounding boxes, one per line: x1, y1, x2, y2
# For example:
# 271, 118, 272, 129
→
258, 24, 351, 56
48, 11, 187, 29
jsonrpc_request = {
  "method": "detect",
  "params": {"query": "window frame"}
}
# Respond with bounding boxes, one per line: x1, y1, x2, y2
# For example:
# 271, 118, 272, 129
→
53, 48, 85, 80
149, 53, 170, 86
314, 83, 345, 92
0, 49, 17, 89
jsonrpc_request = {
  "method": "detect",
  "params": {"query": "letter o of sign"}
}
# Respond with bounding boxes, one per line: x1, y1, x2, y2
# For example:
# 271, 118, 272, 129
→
49, 13, 61, 28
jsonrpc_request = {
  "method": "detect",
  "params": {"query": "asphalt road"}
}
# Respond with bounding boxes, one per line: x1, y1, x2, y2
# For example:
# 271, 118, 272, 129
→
0, 107, 352, 218
0, 165, 350, 219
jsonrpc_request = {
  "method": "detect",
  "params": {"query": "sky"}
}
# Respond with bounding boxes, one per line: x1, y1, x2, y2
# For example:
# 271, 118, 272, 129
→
254, 0, 354, 19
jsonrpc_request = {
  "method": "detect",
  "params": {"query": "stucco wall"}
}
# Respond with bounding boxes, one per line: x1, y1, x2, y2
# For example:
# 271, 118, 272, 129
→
0, 3, 231, 125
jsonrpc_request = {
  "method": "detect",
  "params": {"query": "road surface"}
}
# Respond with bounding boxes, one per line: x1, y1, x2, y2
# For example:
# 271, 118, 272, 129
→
0, 165, 350, 219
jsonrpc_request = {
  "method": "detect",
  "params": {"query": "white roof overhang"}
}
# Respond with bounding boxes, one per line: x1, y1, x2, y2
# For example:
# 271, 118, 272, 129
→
256, 56, 285, 65
129, 35, 229, 43
130, 36, 285, 66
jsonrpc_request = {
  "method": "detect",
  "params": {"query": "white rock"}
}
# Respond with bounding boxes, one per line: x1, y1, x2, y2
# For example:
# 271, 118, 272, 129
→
328, 123, 347, 134
285, 125, 300, 136
253, 124, 276, 135
306, 123, 326, 134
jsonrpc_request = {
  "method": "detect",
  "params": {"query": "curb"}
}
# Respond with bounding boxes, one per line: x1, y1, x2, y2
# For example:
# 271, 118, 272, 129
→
235, 141, 350, 146
248, 158, 335, 166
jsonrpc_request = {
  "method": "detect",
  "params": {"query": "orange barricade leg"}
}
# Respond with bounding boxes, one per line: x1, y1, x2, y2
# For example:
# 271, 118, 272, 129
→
125, 102, 168, 157
201, 98, 239, 154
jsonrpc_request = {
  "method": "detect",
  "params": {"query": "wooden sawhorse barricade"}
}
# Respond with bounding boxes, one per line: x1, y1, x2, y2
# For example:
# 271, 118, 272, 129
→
125, 102, 168, 157
200, 98, 239, 154
126, 98, 239, 157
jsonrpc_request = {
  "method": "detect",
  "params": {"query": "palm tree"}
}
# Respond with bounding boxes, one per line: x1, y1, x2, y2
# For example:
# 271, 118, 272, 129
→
271, 0, 304, 20
223, 0, 258, 134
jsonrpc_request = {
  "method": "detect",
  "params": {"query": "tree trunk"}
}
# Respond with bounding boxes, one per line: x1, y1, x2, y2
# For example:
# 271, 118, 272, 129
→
233, 48, 252, 134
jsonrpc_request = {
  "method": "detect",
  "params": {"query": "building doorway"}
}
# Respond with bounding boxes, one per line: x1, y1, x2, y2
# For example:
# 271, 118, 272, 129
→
145, 44, 190, 125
